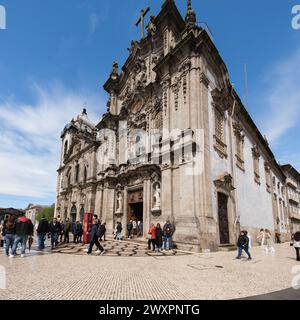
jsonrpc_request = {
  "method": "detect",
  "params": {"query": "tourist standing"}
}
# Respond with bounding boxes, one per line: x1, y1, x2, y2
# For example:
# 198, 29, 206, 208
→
36, 216, 49, 250
137, 220, 143, 237
11, 213, 34, 258
236, 230, 252, 260
63, 218, 71, 243
293, 231, 300, 261
148, 223, 156, 251
2, 215, 15, 256
87, 217, 105, 255
49, 218, 61, 250
115, 222, 122, 241
155, 223, 163, 252
256, 229, 265, 247
73, 221, 83, 244
127, 220, 133, 239
163, 220, 174, 251
132, 219, 137, 237
265, 229, 275, 254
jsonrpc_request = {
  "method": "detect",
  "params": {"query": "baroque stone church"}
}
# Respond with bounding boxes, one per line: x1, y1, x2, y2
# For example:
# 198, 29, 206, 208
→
55, 0, 290, 252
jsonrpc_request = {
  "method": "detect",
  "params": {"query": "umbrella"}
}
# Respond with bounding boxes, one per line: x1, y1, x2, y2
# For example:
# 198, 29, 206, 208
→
28, 236, 34, 252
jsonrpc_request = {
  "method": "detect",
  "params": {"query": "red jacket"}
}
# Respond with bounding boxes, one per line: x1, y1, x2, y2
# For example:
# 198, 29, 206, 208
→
148, 225, 156, 240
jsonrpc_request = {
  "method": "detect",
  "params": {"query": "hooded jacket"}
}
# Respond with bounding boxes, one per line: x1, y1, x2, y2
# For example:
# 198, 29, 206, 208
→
14, 216, 34, 236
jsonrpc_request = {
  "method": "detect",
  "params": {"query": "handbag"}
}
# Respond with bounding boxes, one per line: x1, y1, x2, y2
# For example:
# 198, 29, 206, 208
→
147, 234, 152, 240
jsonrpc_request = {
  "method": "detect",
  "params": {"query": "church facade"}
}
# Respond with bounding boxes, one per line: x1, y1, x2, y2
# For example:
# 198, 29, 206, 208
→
55, 0, 290, 252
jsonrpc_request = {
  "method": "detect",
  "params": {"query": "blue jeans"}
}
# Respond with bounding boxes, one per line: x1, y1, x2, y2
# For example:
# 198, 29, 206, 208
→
37, 233, 46, 249
164, 236, 172, 250
237, 246, 251, 259
51, 233, 59, 248
4, 234, 15, 256
12, 235, 28, 255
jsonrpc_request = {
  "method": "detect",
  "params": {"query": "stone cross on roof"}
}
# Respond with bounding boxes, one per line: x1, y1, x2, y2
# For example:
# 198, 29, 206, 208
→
135, 7, 150, 39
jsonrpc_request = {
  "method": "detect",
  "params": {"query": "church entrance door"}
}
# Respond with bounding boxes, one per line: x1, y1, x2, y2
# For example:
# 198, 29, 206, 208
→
127, 189, 143, 236
217, 192, 230, 244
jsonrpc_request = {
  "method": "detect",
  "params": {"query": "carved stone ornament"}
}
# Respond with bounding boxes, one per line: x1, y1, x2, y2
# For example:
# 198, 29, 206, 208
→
214, 173, 235, 196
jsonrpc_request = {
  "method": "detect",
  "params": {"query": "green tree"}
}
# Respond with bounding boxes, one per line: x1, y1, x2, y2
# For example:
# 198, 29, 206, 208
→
36, 204, 55, 222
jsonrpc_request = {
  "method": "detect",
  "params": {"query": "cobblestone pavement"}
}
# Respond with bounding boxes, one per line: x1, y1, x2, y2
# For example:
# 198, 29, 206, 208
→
0, 240, 299, 300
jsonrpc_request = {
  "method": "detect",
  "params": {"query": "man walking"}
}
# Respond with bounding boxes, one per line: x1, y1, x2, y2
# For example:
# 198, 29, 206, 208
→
36, 216, 49, 250
49, 217, 61, 250
293, 231, 300, 261
11, 212, 34, 258
87, 216, 105, 255
236, 230, 252, 260
163, 220, 174, 251
63, 218, 71, 243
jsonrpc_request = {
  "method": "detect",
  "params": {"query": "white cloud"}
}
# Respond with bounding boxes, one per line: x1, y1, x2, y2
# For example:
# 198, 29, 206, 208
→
261, 47, 300, 143
0, 83, 104, 201
89, 13, 99, 34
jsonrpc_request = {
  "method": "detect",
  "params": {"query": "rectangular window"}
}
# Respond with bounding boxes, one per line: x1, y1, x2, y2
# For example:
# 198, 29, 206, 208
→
252, 145, 260, 185
213, 108, 227, 158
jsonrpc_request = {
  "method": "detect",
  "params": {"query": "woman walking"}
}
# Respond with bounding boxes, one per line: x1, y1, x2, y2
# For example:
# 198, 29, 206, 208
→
256, 229, 265, 247
2, 215, 15, 256
265, 229, 275, 253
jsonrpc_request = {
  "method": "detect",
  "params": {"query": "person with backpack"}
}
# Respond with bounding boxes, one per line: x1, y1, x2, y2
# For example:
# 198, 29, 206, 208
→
236, 230, 252, 260
163, 220, 174, 251
36, 215, 49, 250
293, 231, 300, 261
49, 217, 62, 250
11, 213, 34, 258
2, 214, 15, 257
87, 217, 105, 255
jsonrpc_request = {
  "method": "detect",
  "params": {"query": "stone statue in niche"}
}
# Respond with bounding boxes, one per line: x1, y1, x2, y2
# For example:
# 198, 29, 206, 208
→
152, 183, 161, 211
116, 192, 123, 213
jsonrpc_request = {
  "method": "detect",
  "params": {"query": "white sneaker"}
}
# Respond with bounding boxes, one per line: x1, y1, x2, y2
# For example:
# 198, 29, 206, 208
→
95, 250, 101, 254
21, 254, 25, 258
9, 254, 14, 258
99, 250, 105, 256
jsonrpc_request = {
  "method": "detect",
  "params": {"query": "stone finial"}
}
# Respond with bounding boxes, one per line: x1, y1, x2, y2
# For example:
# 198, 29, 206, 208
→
185, 0, 196, 29
110, 61, 119, 80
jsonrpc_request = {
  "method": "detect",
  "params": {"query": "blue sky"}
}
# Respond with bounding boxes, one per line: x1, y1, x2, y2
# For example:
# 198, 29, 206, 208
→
0, 0, 299, 209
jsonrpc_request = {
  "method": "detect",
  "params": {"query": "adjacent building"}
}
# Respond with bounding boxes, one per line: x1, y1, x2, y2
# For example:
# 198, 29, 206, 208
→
281, 165, 300, 233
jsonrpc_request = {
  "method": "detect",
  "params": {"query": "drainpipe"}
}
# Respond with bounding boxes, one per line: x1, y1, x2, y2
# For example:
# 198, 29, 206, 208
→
229, 86, 240, 242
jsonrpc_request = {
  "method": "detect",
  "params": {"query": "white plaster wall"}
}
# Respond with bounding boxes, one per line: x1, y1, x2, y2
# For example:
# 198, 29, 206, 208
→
235, 135, 274, 230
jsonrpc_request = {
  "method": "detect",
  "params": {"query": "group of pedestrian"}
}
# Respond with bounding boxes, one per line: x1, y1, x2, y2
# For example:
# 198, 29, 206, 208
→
126, 219, 143, 239
1, 212, 34, 258
37, 216, 84, 250
256, 228, 275, 253
147, 220, 174, 252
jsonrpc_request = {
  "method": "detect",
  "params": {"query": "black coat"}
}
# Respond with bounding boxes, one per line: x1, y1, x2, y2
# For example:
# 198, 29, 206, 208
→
237, 235, 249, 248
37, 219, 49, 234
294, 232, 300, 242
49, 222, 61, 234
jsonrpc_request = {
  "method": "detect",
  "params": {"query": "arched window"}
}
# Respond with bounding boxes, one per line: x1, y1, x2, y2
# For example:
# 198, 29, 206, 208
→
68, 173, 71, 187
80, 206, 85, 222
70, 205, 77, 223
75, 164, 80, 183
83, 167, 87, 183
64, 140, 68, 155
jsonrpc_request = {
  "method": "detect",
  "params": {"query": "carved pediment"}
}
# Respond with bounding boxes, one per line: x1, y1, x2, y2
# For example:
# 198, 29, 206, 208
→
214, 173, 235, 195
211, 87, 233, 114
